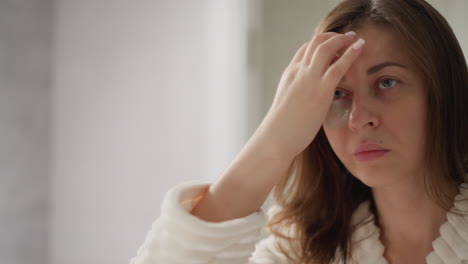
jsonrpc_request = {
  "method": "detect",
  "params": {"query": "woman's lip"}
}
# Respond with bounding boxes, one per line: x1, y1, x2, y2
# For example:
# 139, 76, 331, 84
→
354, 143, 388, 154
354, 150, 390, 161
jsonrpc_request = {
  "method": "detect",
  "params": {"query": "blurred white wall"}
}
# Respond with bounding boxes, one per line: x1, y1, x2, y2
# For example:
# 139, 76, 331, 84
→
51, 0, 252, 263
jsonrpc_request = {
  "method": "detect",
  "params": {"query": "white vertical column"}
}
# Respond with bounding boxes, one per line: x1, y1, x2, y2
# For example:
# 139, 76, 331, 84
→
202, 0, 250, 180
51, 0, 252, 263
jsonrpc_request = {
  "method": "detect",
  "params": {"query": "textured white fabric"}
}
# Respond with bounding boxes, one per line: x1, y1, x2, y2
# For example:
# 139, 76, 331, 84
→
130, 181, 468, 264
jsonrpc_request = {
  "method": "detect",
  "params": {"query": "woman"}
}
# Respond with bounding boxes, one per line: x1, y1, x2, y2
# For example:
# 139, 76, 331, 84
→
131, 0, 468, 263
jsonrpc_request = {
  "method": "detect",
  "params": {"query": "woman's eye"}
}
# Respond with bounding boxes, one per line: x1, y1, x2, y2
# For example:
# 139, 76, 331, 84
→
333, 90, 348, 100
378, 78, 398, 89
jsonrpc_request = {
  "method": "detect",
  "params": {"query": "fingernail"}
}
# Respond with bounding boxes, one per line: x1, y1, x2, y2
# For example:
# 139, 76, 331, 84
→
345, 31, 356, 36
352, 38, 365, 50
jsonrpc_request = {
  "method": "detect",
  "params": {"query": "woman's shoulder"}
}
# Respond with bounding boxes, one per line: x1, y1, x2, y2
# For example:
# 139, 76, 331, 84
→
445, 181, 468, 237
427, 181, 468, 262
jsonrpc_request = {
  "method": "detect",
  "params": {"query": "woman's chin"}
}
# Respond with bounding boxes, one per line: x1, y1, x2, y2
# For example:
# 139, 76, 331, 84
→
351, 171, 399, 189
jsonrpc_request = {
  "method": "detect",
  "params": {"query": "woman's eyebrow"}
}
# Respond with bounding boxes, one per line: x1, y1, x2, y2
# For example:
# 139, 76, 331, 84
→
367, 61, 407, 75
339, 61, 408, 84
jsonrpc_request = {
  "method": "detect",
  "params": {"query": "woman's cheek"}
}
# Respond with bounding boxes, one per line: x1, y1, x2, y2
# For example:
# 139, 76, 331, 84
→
324, 100, 352, 129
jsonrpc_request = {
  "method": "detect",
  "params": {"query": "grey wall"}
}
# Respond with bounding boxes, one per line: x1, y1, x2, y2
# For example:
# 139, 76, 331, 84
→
0, 0, 51, 264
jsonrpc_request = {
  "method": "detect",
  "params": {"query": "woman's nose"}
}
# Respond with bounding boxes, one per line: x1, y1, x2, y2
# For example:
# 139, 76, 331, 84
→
348, 97, 380, 131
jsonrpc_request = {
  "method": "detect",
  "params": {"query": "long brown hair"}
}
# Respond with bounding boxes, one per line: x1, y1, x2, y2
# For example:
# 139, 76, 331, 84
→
265, 0, 468, 263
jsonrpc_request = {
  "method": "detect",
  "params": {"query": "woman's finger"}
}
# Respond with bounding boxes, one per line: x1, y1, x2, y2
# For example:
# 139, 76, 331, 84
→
289, 42, 309, 65
323, 38, 365, 84
309, 32, 357, 73
302, 32, 338, 65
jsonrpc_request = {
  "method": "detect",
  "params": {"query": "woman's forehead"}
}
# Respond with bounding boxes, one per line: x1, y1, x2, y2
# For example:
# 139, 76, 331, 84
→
347, 24, 413, 70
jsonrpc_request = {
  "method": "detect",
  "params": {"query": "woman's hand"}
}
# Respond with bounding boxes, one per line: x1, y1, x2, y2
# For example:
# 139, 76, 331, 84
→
190, 32, 365, 222
257, 31, 364, 159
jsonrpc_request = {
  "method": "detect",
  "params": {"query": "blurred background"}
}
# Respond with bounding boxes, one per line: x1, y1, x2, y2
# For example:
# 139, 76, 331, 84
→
1, 0, 467, 263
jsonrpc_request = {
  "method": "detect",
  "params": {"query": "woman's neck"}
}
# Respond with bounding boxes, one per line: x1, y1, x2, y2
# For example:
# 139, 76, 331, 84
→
371, 174, 458, 260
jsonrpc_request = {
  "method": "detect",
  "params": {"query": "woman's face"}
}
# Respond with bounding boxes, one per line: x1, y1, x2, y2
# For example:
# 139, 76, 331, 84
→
323, 24, 427, 188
